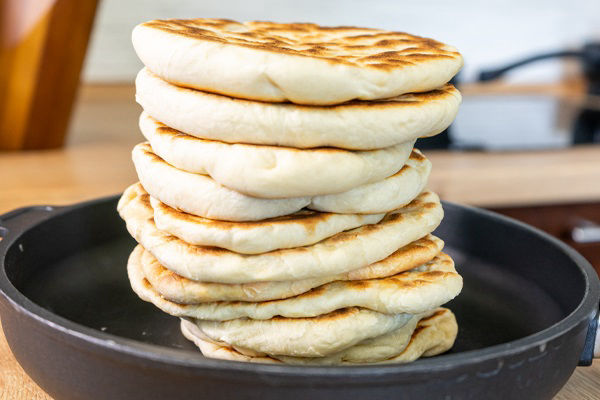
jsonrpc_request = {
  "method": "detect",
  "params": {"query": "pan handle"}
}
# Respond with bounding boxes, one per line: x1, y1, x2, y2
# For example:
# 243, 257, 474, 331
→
578, 303, 600, 365
0, 206, 63, 251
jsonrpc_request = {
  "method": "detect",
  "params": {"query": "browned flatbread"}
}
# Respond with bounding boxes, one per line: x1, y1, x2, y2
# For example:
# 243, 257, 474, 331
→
144, 19, 459, 67
127, 245, 462, 320
137, 234, 444, 303
136, 67, 460, 150
132, 18, 462, 104
180, 308, 458, 364
118, 185, 444, 284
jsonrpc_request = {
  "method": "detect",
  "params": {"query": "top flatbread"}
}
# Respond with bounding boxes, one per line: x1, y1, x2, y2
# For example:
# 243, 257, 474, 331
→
132, 19, 463, 105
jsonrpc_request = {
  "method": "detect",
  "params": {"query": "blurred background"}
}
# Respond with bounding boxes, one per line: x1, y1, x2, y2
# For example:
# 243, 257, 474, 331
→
1, 0, 599, 272
85, 0, 596, 83
78, 0, 600, 149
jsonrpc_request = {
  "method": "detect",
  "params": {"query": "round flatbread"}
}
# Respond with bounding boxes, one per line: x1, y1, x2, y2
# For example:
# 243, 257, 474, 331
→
118, 186, 444, 283
136, 68, 461, 150
310, 149, 431, 214
189, 307, 413, 358
132, 143, 431, 220
132, 143, 310, 221
129, 247, 461, 320
139, 112, 415, 198
180, 308, 457, 364
134, 235, 444, 303
150, 196, 385, 254
132, 19, 463, 105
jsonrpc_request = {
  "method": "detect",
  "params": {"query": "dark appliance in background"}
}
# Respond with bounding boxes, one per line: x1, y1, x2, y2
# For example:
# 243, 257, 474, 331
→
416, 42, 600, 276
416, 42, 600, 150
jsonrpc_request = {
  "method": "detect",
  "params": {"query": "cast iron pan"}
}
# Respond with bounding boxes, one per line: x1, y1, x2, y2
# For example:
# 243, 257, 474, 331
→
0, 196, 598, 400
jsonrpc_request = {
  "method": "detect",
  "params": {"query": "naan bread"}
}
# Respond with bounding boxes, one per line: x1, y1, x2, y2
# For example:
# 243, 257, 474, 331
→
132, 19, 462, 105
149, 148, 433, 252
180, 308, 457, 364
129, 247, 461, 319
190, 307, 413, 357
140, 112, 415, 198
151, 196, 384, 254
132, 143, 431, 220
132, 143, 310, 221
118, 186, 444, 283
134, 235, 443, 303
136, 68, 461, 150
310, 149, 431, 213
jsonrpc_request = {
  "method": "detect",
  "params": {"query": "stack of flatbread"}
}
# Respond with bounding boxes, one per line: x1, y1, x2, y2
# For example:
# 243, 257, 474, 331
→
119, 18, 464, 365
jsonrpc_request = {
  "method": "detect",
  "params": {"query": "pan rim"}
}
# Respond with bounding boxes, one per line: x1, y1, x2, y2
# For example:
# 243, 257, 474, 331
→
0, 195, 598, 380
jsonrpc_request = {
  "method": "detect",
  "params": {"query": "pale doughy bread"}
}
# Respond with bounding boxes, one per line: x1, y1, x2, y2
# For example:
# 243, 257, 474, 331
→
310, 149, 431, 214
135, 235, 443, 303
180, 313, 424, 363
132, 143, 310, 221
136, 68, 461, 150
151, 196, 385, 254
192, 307, 413, 357
118, 185, 444, 283
140, 112, 415, 198
128, 247, 461, 320
180, 308, 456, 364
132, 19, 463, 105
133, 143, 431, 219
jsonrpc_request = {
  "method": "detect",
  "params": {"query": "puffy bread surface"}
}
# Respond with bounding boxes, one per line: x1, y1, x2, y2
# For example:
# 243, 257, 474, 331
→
117, 185, 444, 283
132, 19, 463, 105
136, 68, 461, 150
132, 143, 431, 220
150, 196, 385, 254
310, 149, 431, 214
132, 143, 309, 221
180, 308, 457, 363
128, 247, 462, 320
134, 235, 444, 303
193, 307, 413, 357
140, 112, 414, 198
148, 147, 431, 252
180, 312, 424, 363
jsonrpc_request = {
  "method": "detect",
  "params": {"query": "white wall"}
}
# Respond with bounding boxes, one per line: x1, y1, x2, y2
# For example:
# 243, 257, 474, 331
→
82, 0, 600, 84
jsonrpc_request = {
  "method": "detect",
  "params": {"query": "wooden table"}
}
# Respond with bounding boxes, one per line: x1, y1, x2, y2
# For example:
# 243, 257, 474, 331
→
1, 140, 599, 398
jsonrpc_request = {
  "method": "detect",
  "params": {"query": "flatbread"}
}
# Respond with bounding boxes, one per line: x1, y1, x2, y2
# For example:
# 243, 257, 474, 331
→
188, 307, 413, 357
180, 308, 457, 364
129, 248, 461, 320
136, 68, 461, 150
151, 195, 384, 254
132, 143, 310, 221
310, 149, 431, 214
132, 19, 462, 105
118, 186, 444, 283
180, 312, 424, 363
140, 112, 415, 198
132, 143, 431, 220
134, 235, 443, 303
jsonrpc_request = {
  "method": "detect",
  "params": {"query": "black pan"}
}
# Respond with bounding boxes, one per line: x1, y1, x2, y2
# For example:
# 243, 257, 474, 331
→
0, 196, 598, 400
